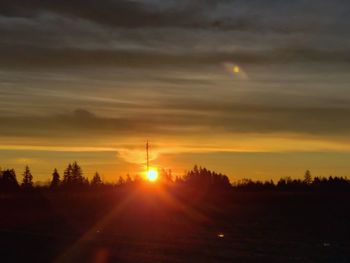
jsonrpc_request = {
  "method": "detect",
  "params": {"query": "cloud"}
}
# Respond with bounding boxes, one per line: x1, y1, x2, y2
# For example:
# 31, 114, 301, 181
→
72, 108, 96, 119
1, 105, 350, 140
1, 44, 350, 70
1, 0, 349, 32
0, 0, 203, 29
0, 1, 350, 148
1, 0, 349, 71
117, 148, 158, 165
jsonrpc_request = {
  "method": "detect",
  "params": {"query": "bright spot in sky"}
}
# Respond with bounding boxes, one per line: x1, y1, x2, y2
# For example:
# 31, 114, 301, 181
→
217, 233, 225, 238
223, 62, 248, 79
147, 169, 158, 182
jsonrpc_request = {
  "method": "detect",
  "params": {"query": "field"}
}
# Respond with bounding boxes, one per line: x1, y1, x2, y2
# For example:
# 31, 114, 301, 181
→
0, 188, 349, 262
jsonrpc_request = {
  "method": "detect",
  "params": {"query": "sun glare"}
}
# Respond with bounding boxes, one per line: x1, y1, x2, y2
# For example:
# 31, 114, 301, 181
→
146, 169, 158, 182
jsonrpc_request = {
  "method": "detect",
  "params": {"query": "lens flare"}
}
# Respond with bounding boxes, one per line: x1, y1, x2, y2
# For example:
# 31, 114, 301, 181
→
233, 66, 240, 73
223, 62, 248, 79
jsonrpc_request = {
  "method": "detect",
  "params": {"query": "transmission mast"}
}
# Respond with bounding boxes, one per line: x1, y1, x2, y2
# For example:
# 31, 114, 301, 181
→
146, 140, 149, 173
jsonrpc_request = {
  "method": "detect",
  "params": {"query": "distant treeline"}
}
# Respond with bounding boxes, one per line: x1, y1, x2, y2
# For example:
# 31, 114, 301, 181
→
234, 169, 350, 192
0, 163, 349, 192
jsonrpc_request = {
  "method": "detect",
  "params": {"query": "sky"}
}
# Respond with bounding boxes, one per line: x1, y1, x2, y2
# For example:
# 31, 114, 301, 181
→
1, 0, 350, 183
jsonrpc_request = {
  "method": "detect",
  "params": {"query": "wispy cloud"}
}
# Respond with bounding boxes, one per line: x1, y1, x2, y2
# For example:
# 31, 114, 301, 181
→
1, 105, 350, 139
1, 0, 350, 70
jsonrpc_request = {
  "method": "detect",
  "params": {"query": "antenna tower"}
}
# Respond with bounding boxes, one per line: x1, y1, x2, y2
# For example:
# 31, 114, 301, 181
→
146, 140, 149, 173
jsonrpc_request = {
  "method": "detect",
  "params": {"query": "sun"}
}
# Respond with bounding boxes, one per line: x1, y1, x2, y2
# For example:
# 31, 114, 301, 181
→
146, 169, 158, 182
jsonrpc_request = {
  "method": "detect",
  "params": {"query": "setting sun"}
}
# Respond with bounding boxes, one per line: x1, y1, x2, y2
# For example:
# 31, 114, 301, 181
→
146, 169, 158, 182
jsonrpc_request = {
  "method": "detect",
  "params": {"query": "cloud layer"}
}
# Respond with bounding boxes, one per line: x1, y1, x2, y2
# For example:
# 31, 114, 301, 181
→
1, 0, 350, 70
1, 0, 350, 176
1, 104, 350, 139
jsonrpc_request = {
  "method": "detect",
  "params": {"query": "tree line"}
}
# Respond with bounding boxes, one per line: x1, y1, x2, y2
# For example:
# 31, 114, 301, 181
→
0, 164, 349, 192
0, 162, 103, 191
234, 170, 350, 192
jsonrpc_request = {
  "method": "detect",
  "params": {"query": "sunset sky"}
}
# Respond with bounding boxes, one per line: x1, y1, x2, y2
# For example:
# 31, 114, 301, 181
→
1, 0, 350, 183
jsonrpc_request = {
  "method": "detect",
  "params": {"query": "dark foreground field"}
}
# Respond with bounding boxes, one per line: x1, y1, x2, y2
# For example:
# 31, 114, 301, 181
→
1, 187, 349, 263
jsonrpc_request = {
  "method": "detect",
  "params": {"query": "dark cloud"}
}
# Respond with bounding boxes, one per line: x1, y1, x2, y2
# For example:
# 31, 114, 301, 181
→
0, 0, 202, 29
1, 44, 350, 70
1, 105, 350, 139
1, 0, 349, 70
0, 1, 349, 137
1, 0, 349, 31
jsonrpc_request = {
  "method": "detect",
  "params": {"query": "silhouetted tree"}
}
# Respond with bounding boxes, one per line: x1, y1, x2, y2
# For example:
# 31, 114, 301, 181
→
0, 169, 19, 191
91, 172, 103, 186
71, 161, 84, 185
50, 168, 60, 189
231, 173, 350, 192
62, 162, 88, 187
304, 170, 312, 185
235, 179, 277, 191
312, 176, 321, 190
63, 163, 73, 185
1, 162, 350, 193
125, 174, 132, 184
21, 165, 33, 188
117, 176, 125, 185
183, 165, 231, 190
174, 175, 183, 184
160, 169, 173, 183
264, 180, 275, 190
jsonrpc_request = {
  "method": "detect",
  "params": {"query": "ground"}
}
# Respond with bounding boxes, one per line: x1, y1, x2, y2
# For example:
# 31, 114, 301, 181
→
0, 189, 349, 262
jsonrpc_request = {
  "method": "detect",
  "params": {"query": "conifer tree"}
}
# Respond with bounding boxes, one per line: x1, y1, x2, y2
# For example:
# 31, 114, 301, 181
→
63, 163, 73, 185
71, 161, 83, 185
50, 168, 60, 188
91, 172, 102, 186
0, 169, 19, 190
126, 174, 132, 184
118, 176, 125, 185
21, 165, 33, 188
304, 170, 312, 185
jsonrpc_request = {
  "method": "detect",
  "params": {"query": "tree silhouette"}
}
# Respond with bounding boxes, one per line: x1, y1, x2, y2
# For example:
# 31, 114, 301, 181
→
183, 165, 231, 190
126, 174, 132, 184
71, 161, 84, 185
0, 169, 19, 191
21, 165, 33, 188
62, 162, 88, 187
174, 175, 183, 184
1, 161, 350, 193
50, 168, 60, 189
118, 176, 125, 185
304, 170, 312, 185
63, 163, 73, 185
160, 169, 173, 183
91, 172, 103, 186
